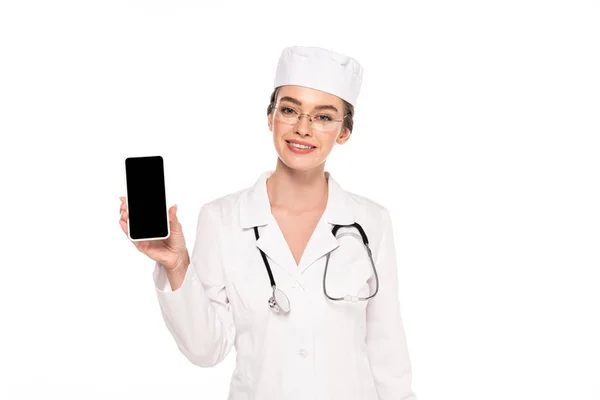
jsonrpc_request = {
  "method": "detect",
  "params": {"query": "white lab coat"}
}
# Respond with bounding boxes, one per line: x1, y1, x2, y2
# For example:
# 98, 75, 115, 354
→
153, 170, 417, 400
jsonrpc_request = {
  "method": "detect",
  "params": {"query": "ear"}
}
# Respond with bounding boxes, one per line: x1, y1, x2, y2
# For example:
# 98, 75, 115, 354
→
336, 127, 351, 144
268, 112, 273, 132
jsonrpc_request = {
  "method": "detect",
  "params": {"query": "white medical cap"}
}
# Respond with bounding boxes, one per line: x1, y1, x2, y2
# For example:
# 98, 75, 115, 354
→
273, 46, 364, 107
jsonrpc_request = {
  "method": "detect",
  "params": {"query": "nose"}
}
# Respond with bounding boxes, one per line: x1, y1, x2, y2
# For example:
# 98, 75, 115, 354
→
295, 114, 312, 136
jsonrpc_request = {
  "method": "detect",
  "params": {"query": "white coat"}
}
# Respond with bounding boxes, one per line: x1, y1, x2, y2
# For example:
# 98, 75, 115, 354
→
152, 170, 417, 400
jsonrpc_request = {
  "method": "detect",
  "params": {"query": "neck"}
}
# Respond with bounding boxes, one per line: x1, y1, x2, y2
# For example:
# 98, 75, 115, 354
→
266, 159, 328, 214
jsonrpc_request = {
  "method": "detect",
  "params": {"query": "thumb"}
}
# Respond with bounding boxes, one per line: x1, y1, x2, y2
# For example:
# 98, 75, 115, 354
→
169, 204, 178, 222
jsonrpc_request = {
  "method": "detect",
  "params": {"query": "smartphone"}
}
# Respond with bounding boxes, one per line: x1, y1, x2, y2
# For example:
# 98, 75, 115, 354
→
124, 155, 170, 241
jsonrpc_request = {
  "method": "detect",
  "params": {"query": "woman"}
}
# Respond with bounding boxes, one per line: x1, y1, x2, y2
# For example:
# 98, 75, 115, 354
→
119, 46, 417, 400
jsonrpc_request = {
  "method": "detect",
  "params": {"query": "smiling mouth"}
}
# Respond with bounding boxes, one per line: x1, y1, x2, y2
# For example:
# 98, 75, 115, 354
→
286, 140, 316, 149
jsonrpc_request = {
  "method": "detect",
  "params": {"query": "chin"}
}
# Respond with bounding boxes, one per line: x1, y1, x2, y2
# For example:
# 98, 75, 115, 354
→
278, 155, 324, 172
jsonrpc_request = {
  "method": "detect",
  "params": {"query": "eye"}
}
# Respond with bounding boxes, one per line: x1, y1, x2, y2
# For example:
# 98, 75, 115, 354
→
315, 114, 333, 122
281, 107, 298, 115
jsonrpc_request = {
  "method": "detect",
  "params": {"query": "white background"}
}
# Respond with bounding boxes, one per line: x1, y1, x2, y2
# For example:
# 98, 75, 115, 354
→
1, 0, 598, 399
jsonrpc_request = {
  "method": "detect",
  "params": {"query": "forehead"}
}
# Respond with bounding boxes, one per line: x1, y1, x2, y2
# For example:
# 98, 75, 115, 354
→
277, 85, 343, 108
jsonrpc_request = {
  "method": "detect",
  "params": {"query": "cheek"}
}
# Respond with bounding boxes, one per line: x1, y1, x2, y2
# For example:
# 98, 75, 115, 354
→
319, 135, 338, 152
307, 140, 336, 162
272, 127, 290, 143
272, 121, 289, 136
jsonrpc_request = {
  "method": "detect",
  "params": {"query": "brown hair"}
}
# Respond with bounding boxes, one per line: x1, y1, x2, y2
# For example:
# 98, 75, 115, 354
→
266, 86, 354, 133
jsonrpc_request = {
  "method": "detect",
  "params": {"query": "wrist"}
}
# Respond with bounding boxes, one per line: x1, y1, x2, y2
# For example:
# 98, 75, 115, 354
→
167, 251, 190, 274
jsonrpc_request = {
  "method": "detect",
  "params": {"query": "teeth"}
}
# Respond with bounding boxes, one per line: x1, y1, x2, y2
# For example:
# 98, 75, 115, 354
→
288, 141, 314, 149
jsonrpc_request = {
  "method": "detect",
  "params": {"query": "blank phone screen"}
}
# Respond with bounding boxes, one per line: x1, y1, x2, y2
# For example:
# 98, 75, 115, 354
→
125, 156, 169, 240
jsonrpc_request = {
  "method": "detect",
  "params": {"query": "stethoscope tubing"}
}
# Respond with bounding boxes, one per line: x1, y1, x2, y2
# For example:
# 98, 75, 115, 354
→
253, 222, 380, 313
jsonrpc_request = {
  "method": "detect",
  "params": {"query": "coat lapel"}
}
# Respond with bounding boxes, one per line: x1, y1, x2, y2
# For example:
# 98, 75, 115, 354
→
239, 170, 355, 281
295, 216, 339, 273
296, 171, 355, 274
255, 219, 298, 278
239, 171, 298, 278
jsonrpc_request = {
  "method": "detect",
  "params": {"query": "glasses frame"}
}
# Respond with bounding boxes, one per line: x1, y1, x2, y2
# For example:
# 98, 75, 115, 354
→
272, 105, 350, 131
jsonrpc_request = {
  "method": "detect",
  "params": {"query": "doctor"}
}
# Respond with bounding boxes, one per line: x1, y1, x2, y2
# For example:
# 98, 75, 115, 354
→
119, 46, 417, 400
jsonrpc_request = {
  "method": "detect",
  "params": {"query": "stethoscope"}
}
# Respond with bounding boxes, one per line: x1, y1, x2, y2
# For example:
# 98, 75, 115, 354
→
253, 222, 380, 314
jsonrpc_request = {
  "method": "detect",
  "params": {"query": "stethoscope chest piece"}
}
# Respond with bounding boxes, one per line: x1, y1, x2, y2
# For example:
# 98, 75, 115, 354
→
269, 286, 291, 314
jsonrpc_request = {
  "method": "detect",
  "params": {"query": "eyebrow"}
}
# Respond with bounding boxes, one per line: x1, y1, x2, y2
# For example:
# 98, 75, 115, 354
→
279, 96, 339, 113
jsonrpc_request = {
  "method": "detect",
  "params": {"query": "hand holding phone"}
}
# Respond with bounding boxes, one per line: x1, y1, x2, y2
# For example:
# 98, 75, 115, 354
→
124, 155, 170, 241
120, 156, 189, 271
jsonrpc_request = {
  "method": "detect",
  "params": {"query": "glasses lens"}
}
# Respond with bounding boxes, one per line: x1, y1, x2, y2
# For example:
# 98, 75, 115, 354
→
312, 114, 337, 131
275, 106, 299, 125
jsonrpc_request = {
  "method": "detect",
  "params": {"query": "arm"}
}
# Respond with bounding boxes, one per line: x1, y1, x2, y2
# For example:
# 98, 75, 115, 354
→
153, 203, 235, 368
366, 208, 417, 400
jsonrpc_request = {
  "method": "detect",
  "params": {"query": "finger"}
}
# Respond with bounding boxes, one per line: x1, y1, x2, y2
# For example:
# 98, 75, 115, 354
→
168, 206, 184, 234
119, 216, 128, 235
169, 205, 179, 222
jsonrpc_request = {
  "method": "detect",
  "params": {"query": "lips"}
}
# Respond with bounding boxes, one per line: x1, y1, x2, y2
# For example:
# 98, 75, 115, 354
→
286, 140, 316, 148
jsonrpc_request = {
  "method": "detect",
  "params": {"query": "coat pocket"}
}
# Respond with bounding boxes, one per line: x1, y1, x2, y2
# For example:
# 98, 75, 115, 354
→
323, 232, 376, 300
323, 256, 375, 300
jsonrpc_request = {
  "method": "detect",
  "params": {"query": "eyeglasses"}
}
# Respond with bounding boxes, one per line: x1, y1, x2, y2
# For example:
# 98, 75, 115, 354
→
272, 105, 349, 132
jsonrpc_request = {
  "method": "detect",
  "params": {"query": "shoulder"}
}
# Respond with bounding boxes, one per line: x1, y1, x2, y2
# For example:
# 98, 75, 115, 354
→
341, 189, 397, 263
341, 188, 396, 252
203, 187, 247, 211
194, 186, 248, 220
344, 188, 392, 221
